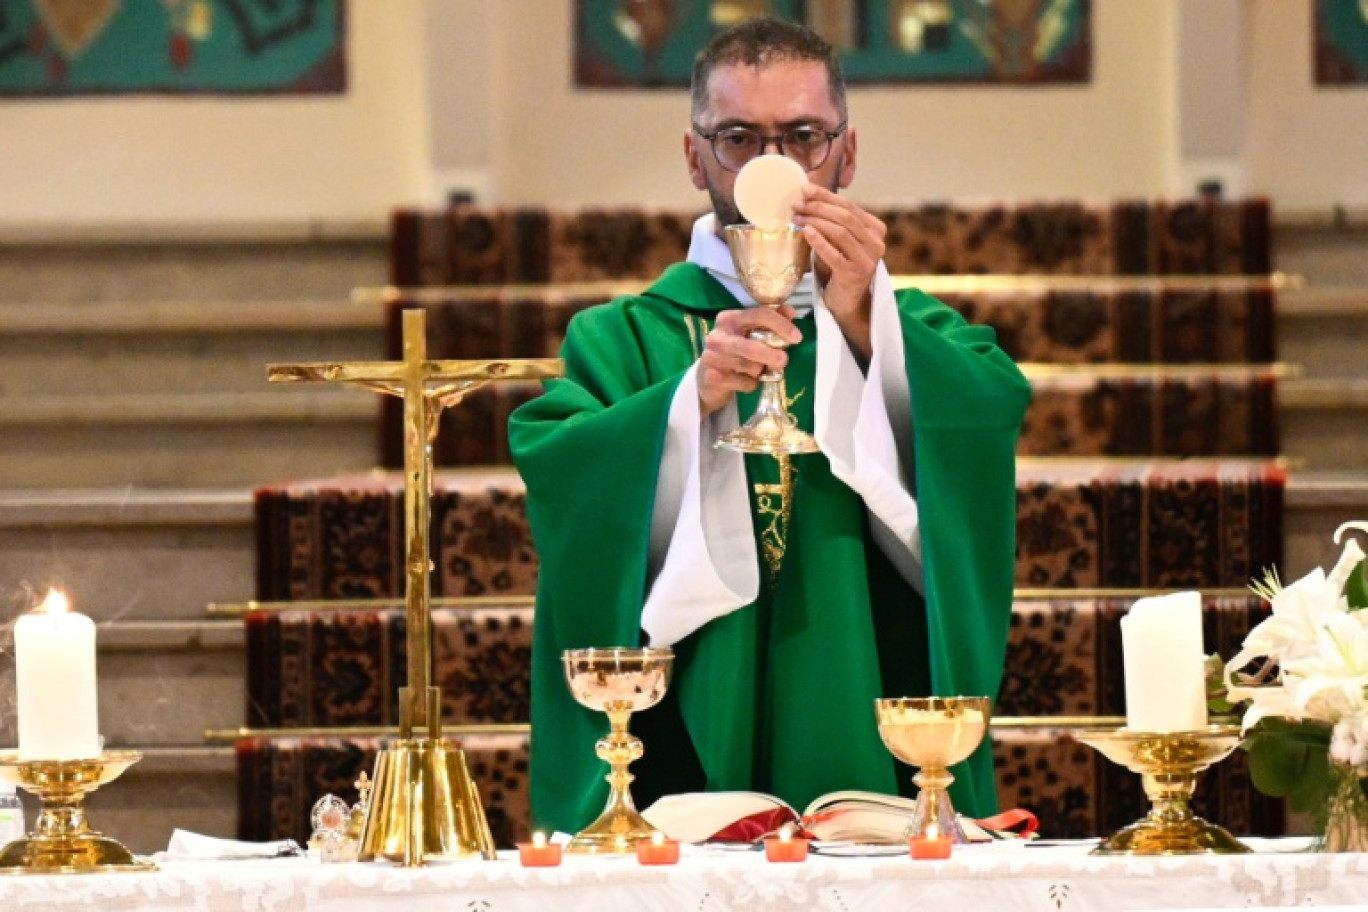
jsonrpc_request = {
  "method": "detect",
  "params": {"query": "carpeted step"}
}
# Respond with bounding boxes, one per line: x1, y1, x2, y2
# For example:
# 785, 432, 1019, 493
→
255, 461, 1285, 601
389, 199, 1270, 286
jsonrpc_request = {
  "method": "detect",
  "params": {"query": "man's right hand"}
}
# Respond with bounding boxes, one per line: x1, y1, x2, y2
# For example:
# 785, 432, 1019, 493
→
697, 305, 802, 418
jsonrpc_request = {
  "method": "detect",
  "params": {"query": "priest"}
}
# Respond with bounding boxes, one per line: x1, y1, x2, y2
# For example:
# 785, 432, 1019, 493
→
509, 17, 1030, 835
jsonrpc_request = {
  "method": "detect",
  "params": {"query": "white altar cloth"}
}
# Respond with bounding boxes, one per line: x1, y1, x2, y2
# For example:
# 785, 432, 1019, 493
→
1, 840, 1365, 911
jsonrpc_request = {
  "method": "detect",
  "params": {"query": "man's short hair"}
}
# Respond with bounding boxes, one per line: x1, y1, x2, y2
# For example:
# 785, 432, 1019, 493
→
690, 16, 848, 122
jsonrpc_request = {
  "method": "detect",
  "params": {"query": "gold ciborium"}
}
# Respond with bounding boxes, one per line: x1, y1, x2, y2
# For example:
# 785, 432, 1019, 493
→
1073, 725, 1251, 855
715, 224, 819, 456
875, 696, 990, 843
0, 751, 154, 874
562, 646, 673, 854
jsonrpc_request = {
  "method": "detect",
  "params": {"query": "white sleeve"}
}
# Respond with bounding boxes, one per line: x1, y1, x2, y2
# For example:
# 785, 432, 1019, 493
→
812, 263, 924, 591
641, 363, 760, 647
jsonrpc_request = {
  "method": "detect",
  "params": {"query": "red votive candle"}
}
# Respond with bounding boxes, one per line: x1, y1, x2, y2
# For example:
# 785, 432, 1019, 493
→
909, 832, 953, 860
636, 831, 681, 865
517, 832, 562, 867
764, 825, 810, 863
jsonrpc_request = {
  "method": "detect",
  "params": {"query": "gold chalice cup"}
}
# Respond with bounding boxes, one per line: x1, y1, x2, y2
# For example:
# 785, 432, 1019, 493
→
0, 751, 154, 874
1073, 725, 1251, 855
716, 224, 820, 456
562, 646, 673, 854
875, 696, 990, 843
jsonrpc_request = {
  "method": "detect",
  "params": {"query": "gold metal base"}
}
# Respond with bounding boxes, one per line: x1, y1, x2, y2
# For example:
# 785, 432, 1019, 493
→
0, 751, 153, 875
358, 738, 496, 866
715, 375, 819, 456
565, 805, 659, 855
1074, 725, 1252, 856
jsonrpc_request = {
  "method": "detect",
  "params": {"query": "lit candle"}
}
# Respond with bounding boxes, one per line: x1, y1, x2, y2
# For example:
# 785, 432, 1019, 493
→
636, 830, 680, 865
1120, 592, 1207, 733
517, 831, 562, 867
764, 824, 809, 863
910, 823, 953, 860
14, 590, 100, 761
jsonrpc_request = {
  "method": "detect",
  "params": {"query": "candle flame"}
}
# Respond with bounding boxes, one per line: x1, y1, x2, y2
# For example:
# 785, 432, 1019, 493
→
779, 823, 793, 842
532, 831, 546, 848
925, 822, 939, 840
33, 589, 69, 615
651, 831, 665, 845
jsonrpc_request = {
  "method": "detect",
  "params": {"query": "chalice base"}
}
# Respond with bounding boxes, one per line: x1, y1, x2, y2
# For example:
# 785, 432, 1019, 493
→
715, 381, 819, 456
566, 806, 659, 855
0, 832, 154, 874
1093, 814, 1251, 856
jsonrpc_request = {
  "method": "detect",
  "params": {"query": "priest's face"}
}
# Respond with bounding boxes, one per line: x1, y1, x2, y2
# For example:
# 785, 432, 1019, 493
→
685, 59, 857, 232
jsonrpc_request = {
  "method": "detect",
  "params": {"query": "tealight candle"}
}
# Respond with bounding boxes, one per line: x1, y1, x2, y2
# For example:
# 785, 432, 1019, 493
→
763, 824, 809, 863
636, 830, 680, 865
15, 589, 101, 761
517, 831, 562, 867
909, 827, 953, 860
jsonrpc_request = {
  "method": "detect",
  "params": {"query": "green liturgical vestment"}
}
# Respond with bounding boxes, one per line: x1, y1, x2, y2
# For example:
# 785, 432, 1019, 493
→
509, 262, 1029, 834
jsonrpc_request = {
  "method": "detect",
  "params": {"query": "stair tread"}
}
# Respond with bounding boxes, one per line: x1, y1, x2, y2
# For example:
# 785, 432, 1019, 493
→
0, 390, 377, 423
0, 299, 386, 334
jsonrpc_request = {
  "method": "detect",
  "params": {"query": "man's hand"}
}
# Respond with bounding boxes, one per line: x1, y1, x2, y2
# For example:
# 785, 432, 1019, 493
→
793, 185, 885, 362
697, 305, 801, 418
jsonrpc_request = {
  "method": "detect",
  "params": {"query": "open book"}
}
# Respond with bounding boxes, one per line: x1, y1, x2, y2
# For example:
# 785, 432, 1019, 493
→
641, 790, 1005, 844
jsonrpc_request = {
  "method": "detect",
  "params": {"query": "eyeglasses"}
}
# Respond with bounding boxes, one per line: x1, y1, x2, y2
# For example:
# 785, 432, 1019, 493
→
692, 122, 848, 173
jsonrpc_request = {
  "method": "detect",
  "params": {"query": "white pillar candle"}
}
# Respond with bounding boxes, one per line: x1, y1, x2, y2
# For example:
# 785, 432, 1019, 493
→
14, 590, 101, 761
1120, 591, 1208, 733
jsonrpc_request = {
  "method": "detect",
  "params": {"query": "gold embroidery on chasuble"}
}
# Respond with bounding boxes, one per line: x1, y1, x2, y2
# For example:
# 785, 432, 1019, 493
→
681, 312, 805, 586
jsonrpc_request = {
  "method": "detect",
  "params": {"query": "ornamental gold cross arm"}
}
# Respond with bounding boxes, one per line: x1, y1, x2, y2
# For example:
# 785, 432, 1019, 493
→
265, 308, 563, 740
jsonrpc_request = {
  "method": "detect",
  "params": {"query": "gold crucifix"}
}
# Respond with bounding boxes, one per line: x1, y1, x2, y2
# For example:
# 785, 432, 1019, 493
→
267, 307, 562, 864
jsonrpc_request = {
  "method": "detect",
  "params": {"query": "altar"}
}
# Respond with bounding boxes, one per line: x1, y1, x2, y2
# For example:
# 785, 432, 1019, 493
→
0, 841, 1363, 912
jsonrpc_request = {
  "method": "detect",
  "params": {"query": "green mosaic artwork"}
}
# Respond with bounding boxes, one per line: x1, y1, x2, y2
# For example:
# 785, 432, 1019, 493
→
1315, 0, 1368, 84
576, 0, 1091, 87
0, 0, 344, 96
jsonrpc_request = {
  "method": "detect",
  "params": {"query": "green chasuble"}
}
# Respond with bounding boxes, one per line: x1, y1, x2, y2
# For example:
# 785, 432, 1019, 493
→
509, 263, 1029, 834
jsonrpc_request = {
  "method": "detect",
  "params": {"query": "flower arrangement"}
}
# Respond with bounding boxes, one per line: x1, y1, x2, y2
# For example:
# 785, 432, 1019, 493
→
1208, 521, 1368, 850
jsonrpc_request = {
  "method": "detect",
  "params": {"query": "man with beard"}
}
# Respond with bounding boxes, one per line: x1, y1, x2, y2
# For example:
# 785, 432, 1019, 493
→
510, 17, 1029, 836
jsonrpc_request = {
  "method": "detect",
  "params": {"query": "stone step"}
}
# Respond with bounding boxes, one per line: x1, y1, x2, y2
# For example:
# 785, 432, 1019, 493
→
1274, 218, 1368, 287
1284, 470, 1368, 579
1277, 286, 1368, 380
0, 390, 379, 487
81, 747, 237, 856
0, 299, 385, 397
1279, 378, 1368, 471
0, 621, 244, 749
0, 222, 388, 305
0, 488, 255, 623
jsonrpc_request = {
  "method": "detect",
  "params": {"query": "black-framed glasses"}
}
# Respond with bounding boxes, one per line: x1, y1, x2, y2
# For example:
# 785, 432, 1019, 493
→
692, 121, 848, 173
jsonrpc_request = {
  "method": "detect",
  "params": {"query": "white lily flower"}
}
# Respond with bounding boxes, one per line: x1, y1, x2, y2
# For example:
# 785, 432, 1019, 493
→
1225, 522, 1368, 731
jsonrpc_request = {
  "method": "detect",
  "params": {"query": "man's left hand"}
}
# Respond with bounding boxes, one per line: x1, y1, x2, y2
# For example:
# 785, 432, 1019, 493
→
793, 184, 885, 362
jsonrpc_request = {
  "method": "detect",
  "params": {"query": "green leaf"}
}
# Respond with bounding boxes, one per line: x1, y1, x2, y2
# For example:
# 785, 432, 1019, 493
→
1244, 723, 1333, 812
1346, 558, 1368, 610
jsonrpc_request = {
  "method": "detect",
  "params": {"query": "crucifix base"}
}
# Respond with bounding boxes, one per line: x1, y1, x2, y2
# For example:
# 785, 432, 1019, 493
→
357, 738, 495, 865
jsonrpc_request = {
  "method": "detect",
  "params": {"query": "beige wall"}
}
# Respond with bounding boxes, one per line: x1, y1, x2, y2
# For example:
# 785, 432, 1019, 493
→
0, 0, 429, 226
1, 0, 1366, 226
1247, 0, 1368, 211
486, 0, 1176, 208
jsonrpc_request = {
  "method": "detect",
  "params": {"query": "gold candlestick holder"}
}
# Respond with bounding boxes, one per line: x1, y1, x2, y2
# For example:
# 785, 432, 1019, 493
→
562, 647, 673, 854
0, 750, 154, 874
1073, 725, 1251, 855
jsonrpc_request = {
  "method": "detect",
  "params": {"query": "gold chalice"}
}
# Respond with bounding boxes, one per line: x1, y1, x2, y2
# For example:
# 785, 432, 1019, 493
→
715, 224, 820, 456
1073, 725, 1251, 855
875, 696, 990, 843
562, 646, 673, 854
0, 751, 154, 873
